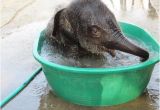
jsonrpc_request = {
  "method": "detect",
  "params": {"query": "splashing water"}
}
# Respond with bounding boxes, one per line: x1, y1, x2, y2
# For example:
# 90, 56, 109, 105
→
40, 37, 155, 68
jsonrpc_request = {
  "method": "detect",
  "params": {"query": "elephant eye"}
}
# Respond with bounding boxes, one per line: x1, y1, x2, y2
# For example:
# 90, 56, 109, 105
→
88, 25, 101, 38
91, 27, 99, 35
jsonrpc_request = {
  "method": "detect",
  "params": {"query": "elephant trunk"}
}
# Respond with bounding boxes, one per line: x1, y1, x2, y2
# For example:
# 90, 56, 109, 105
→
105, 31, 149, 61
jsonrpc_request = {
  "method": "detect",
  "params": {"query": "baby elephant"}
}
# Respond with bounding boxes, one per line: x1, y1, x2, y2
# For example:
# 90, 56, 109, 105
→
45, 0, 149, 61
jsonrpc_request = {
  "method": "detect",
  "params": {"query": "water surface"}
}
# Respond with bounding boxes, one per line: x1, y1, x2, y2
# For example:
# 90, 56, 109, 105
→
40, 36, 156, 68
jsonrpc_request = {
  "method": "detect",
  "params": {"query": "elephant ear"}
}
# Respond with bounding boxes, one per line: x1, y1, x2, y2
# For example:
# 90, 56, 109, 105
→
52, 9, 65, 36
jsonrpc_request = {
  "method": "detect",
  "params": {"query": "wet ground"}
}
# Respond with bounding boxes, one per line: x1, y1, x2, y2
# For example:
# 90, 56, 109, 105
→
1, 0, 160, 110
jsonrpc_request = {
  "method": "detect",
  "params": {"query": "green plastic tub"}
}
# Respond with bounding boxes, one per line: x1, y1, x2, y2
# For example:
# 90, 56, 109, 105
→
33, 22, 160, 106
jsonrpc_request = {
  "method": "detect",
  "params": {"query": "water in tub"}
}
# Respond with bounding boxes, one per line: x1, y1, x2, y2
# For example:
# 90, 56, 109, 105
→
40, 36, 154, 68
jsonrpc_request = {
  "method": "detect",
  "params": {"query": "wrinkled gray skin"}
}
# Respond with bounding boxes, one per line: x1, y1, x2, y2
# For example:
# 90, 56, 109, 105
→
46, 0, 149, 61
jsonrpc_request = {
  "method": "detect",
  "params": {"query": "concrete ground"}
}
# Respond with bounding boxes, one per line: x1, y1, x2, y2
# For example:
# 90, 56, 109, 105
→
0, 0, 160, 110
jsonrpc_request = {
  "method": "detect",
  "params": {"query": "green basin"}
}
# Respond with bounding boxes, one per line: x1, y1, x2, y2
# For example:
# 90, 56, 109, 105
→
33, 22, 160, 106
